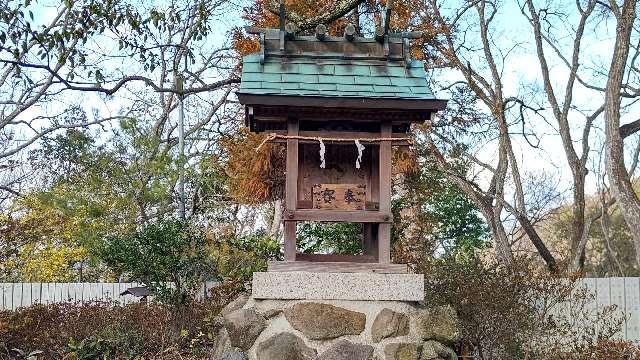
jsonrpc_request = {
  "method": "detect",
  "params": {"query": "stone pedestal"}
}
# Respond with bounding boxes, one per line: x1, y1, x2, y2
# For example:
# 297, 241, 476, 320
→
252, 271, 425, 301
212, 271, 461, 360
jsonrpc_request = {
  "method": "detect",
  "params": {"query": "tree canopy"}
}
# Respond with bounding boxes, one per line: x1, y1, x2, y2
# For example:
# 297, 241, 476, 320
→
3, 0, 640, 282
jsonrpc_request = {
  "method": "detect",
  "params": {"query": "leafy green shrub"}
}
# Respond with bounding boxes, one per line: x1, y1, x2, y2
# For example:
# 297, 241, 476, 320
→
297, 222, 362, 255
66, 326, 144, 359
96, 219, 214, 304
211, 231, 280, 284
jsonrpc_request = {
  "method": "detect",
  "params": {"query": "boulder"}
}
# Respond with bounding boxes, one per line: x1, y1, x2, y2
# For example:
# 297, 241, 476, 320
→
415, 305, 461, 344
256, 332, 317, 360
384, 343, 422, 360
420, 341, 457, 360
318, 340, 374, 360
284, 302, 366, 340
216, 349, 248, 360
223, 308, 266, 351
222, 294, 250, 316
371, 308, 410, 342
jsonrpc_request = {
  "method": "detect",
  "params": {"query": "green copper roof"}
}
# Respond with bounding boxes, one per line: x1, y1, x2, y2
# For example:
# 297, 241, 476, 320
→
238, 54, 435, 99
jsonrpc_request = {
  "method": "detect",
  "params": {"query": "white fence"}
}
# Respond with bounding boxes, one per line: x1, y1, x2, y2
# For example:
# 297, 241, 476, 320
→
0, 282, 219, 310
578, 277, 640, 341
2, 278, 640, 341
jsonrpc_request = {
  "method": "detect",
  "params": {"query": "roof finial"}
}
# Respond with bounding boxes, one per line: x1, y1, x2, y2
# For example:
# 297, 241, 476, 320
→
285, 23, 297, 39
376, 0, 393, 43
316, 24, 327, 40
384, 0, 393, 32
344, 23, 356, 41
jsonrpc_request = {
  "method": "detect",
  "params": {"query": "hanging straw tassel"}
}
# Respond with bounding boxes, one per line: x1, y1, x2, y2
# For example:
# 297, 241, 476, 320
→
319, 138, 326, 168
355, 139, 365, 169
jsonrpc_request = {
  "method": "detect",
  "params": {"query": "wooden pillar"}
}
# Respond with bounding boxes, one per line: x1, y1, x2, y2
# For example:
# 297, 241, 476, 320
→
363, 146, 378, 257
284, 118, 299, 261
284, 221, 296, 261
378, 121, 392, 263
363, 224, 378, 257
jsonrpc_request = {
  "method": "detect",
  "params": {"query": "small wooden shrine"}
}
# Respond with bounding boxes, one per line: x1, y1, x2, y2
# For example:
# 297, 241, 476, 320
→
237, 17, 446, 273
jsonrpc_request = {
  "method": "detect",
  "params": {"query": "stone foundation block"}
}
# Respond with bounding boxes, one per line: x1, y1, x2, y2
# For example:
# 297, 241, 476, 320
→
215, 272, 460, 360
252, 271, 424, 301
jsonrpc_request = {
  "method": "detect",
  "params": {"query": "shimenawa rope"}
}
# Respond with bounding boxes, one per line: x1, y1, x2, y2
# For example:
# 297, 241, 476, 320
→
254, 133, 413, 152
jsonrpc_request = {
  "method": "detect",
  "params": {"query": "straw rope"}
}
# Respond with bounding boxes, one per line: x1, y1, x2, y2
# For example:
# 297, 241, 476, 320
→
255, 133, 413, 152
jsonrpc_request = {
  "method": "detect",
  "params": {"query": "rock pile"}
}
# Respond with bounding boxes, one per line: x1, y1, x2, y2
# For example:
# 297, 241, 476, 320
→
210, 297, 460, 360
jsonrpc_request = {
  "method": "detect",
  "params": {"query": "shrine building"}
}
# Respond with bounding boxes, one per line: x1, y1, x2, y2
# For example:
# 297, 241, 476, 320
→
237, 21, 446, 274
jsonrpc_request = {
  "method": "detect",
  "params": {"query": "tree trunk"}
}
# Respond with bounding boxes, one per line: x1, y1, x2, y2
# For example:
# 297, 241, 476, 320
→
486, 206, 513, 266
524, 0, 596, 273
604, 0, 640, 266
601, 199, 625, 276
269, 199, 283, 238
569, 174, 587, 269
427, 138, 514, 266
515, 214, 558, 272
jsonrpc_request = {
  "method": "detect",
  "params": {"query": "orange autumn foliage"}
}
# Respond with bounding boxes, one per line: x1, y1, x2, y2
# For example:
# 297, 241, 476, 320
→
232, 0, 450, 66
393, 147, 419, 175
383, 0, 450, 67
233, 0, 355, 57
219, 129, 285, 204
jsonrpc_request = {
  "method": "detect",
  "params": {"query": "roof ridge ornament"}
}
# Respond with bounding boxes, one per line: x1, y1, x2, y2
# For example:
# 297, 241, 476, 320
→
316, 24, 327, 40
344, 23, 357, 41
381, 0, 393, 40
285, 23, 297, 40
245, 0, 424, 66
279, 0, 286, 51
279, 0, 286, 31
259, 33, 265, 64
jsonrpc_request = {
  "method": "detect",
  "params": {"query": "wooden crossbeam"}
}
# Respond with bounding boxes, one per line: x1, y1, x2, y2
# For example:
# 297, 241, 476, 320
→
268, 260, 409, 273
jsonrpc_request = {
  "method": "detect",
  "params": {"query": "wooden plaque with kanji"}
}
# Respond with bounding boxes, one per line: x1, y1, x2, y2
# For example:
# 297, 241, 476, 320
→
312, 184, 366, 210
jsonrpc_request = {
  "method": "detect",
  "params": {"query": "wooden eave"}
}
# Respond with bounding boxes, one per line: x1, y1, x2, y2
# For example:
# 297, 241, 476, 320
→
244, 102, 441, 127
238, 93, 446, 110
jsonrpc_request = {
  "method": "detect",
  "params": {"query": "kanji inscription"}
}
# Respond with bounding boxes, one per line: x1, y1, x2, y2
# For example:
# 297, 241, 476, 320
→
312, 184, 366, 210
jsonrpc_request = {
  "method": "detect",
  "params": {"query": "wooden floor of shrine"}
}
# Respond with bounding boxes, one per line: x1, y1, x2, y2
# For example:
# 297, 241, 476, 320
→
268, 254, 408, 273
